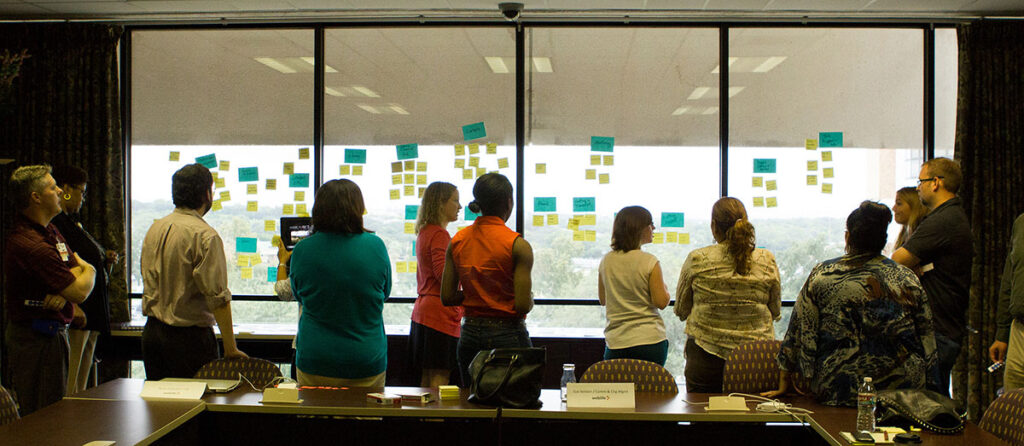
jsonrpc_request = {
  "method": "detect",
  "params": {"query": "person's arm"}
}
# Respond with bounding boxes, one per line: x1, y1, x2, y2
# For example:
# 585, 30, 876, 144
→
59, 252, 96, 304
767, 253, 782, 321
992, 219, 1023, 362
274, 244, 294, 301
598, 270, 606, 306
761, 371, 792, 399
212, 302, 247, 359
511, 237, 534, 315
440, 243, 463, 306
674, 253, 696, 320
649, 261, 670, 310
427, 231, 449, 281
891, 247, 921, 269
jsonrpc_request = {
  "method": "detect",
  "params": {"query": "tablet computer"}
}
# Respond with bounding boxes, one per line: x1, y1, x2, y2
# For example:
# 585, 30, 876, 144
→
280, 217, 312, 250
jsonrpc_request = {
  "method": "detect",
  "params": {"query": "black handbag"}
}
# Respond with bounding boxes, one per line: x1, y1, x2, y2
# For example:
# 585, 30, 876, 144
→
467, 347, 546, 409
875, 389, 966, 434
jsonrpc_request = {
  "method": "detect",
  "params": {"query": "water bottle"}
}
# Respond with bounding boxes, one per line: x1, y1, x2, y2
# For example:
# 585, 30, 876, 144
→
856, 377, 876, 433
560, 364, 576, 402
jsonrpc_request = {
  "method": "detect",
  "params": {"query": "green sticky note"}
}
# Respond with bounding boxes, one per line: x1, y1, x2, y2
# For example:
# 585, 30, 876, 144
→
819, 132, 843, 147
661, 212, 685, 228
465, 208, 480, 221
195, 154, 217, 169
753, 159, 777, 174
396, 143, 419, 160
591, 136, 614, 152
236, 237, 257, 253
405, 205, 419, 220
534, 197, 556, 213
289, 173, 309, 188
573, 197, 596, 212
268, 267, 278, 283
344, 148, 367, 164
238, 167, 259, 182
462, 122, 487, 141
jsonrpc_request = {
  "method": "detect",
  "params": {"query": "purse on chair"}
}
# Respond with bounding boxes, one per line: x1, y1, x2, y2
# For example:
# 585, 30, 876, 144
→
875, 389, 966, 434
468, 347, 546, 409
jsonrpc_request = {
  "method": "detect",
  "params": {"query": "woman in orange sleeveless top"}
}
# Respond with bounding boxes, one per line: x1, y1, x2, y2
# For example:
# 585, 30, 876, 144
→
441, 173, 534, 385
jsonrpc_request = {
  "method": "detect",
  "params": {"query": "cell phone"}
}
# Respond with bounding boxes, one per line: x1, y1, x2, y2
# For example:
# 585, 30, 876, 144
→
23, 300, 44, 308
853, 431, 875, 443
988, 362, 1005, 373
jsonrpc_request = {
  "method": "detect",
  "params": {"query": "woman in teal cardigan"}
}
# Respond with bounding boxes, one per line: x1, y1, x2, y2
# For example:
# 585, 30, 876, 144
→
290, 179, 392, 387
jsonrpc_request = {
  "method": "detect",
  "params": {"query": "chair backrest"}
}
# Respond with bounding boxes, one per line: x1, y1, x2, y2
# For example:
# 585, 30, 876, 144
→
979, 387, 1024, 446
722, 339, 782, 394
194, 357, 283, 389
579, 359, 678, 394
0, 385, 20, 425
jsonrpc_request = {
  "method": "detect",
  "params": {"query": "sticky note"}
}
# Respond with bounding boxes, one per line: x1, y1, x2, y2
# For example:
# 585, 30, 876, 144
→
416, 175, 426, 185
240, 267, 253, 279
220, 191, 231, 201
753, 177, 763, 187
169, 151, 180, 161
581, 215, 597, 226
397, 262, 408, 273
298, 147, 310, 159
391, 162, 403, 173
404, 160, 415, 170
404, 185, 414, 196
599, 173, 610, 184
247, 184, 258, 195
753, 197, 765, 207
469, 157, 480, 167
678, 233, 690, 244
418, 187, 425, 198
215, 178, 226, 189
661, 212, 685, 228
249, 254, 262, 266
211, 172, 218, 180
296, 204, 308, 216
462, 122, 487, 141
753, 158, 776, 173
573, 197, 596, 212
339, 165, 350, 175
265, 220, 275, 231
567, 218, 580, 230
585, 169, 596, 180
219, 160, 230, 171
283, 204, 294, 215
653, 233, 664, 244
823, 167, 834, 178
591, 136, 615, 152
805, 139, 818, 151
603, 155, 614, 166
498, 158, 509, 169
405, 205, 419, 220
807, 175, 818, 186
767, 197, 778, 208
469, 144, 479, 154
246, 201, 258, 212
352, 166, 363, 176
807, 160, 818, 171
766, 180, 777, 191
271, 235, 281, 247
389, 189, 400, 200
572, 231, 584, 242
236, 237, 257, 253
408, 262, 417, 273
416, 162, 427, 172
196, 154, 217, 169
266, 179, 277, 190
475, 167, 486, 177
237, 255, 251, 267
211, 200, 222, 211
547, 214, 559, 225
268, 267, 278, 283
465, 208, 480, 221
404, 222, 415, 234
396, 143, 419, 160
455, 159, 466, 168
532, 215, 545, 226
590, 155, 601, 166
462, 169, 473, 180
295, 191, 305, 201
402, 173, 413, 184
344, 148, 366, 164
666, 232, 678, 243
819, 131, 843, 147
289, 173, 309, 188
585, 230, 596, 242
822, 151, 833, 162
536, 163, 546, 174
236, 167, 257, 182
822, 183, 833, 194
485, 143, 497, 154
454, 144, 465, 156
534, 197, 556, 212
283, 162, 294, 175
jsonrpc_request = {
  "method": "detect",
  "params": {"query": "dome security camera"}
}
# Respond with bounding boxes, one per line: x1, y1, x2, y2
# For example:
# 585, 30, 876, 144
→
499, 2, 523, 21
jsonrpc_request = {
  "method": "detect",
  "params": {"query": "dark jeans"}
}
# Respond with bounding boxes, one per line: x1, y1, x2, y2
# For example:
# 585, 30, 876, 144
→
456, 317, 532, 387
684, 338, 725, 394
141, 317, 219, 381
4, 321, 68, 416
930, 333, 961, 398
604, 340, 669, 366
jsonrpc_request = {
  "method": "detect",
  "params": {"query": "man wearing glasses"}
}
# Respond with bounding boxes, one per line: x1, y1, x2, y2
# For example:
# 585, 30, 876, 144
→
892, 157, 973, 398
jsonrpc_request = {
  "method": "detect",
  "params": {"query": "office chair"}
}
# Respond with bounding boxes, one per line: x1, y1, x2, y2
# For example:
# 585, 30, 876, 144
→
194, 357, 283, 389
979, 387, 1024, 445
580, 358, 678, 394
722, 339, 783, 394
0, 384, 20, 425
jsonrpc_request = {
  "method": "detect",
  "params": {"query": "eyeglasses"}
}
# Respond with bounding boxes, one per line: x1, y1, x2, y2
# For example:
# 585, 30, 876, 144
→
917, 176, 943, 185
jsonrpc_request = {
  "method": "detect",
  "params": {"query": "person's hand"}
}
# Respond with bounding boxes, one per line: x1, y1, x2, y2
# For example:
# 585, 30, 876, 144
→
990, 340, 1009, 364
760, 389, 786, 399
71, 304, 87, 328
224, 348, 248, 360
276, 243, 292, 265
760, 371, 791, 399
105, 250, 120, 266
43, 294, 68, 311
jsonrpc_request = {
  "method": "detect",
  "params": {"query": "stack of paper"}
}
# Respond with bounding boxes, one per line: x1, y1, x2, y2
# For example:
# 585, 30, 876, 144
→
438, 385, 460, 401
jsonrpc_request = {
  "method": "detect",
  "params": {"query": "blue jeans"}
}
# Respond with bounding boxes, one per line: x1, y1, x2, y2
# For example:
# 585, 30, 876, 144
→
930, 333, 961, 397
604, 340, 669, 366
457, 317, 532, 387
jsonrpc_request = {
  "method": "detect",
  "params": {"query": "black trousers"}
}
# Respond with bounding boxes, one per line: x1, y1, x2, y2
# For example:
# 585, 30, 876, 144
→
141, 317, 218, 381
4, 322, 68, 416
684, 338, 726, 394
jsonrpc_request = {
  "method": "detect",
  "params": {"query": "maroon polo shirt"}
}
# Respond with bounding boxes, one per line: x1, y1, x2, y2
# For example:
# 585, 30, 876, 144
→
4, 213, 78, 324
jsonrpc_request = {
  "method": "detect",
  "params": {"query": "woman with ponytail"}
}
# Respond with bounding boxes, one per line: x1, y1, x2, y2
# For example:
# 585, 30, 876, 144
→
675, 197, 781, 393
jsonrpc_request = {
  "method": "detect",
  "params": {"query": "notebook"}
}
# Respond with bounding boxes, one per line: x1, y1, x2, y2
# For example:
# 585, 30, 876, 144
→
161, 376, 242, 393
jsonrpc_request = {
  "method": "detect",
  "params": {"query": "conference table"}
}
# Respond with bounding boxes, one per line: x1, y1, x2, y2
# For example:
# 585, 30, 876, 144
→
0, 379, 1006, 445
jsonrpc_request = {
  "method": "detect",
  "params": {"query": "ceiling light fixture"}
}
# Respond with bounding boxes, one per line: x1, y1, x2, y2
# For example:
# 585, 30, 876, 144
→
352, 86, 380, 98
389, 104, 409, 115
671, 106, 690, 116
532, 57, 553, 73
485, 56, 510, 74
254, 57, 296, 74
753, 56, 787, 73
702, 107, 719, 115
688, 87, 711, 100
356, 104, 380, 114
711, 57, 739, 74
325, 87, 345, 97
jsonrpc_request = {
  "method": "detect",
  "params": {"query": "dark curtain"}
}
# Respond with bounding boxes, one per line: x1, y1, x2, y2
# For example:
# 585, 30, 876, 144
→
955, 20, 1024, 420
0, 24, 127, 324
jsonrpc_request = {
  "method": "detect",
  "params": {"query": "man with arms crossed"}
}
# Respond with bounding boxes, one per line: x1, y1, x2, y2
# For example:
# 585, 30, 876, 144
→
4, 164, 95, 415
989, 213, 1024, 391
892, 157, 972, 397
141, 163, 246, 380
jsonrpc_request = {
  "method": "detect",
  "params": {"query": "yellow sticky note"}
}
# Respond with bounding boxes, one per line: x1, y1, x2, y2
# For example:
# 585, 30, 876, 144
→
469, 143, 479, 154
408, 261, 417, 274
599, 173, 610, 184
418, 187, 426, 198
823, 167, 834, 178
752, 177, 763, 187
567, 218, 580, 230
219, 160, 230, 171
585, 230, 596, 242
498, 158, 509, 169
241, 267, 253, 279
416, 162, 427, 172
391, 162, 403, 173
753, 197, 765, 207
572, 231, 584, 242
766, 180, 777, 191
469, 157, 480, 167
653, 233, 664, 244
215, 178, 226, 189
271, 235, 281, 247
404, 222, 415, 234
807, 160, 818, 171
169, 151, 180, 161
463, 169, 473, 180
247, 184, 258, 195
392, 174, 402, 185
603, 155, 614, 166
404, 173, 415, 184
581, 215, 597, 226
454, 144, 466, 156
298, 147, 310, 159
283, 204, 294, 215
265, 220, 275, 231
211, 172, 218, 180
211, 200, 222, 211
396, 262, 408, 273
476, 167, 486, 177
532, 215, 545, 226
806, 175, 818, 186
404, 185, 414, 196
585, 169, 596, 180
296, 204, 308, 216
246, 201, 258, 212
767, 197, 778, 208
404, 160, 415, 171
220, 191, 231, 201
806, 139, 818, 150
416, 174, 427, 185
536, 163, 546, 174
339, 165, 351, 175
590, 155, 601, 166
295, 191, 305, 202
352, 166, 363, 176
249, 254, 262, 266
266, 179, 277, 190
666, 232, 678, 243
678, 233, 690, 244
486, 143, 497, 154
389, 189, 400, 200
455, 159, 465, 168
283, 162, 294, 175
822, 183, 833, 194
822, 151, 833, 162
547, 214, 559, 225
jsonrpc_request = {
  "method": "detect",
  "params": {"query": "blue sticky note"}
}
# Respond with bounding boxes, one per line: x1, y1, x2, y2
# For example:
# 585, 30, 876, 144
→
289, 173, 309, 188
465, 208, 480, 221
591, 136, 615, 152
396, 143, 419, 160
238, 167, 259, 182
236, 237, 257, 253
819, 132, 843, 147
573, 197, 596, 213
195, 154, 217, 169
753, 159, 777, 174
344, 148, 367, 164
268, 267, 278, 283
405, 205, 419, 220
462, 122, 487, 141
533, 197, 556, 213
661, 212, 685, 228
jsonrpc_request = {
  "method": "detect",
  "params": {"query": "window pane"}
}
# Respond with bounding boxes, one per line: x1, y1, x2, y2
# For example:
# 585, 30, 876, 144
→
935, 28, 958, 160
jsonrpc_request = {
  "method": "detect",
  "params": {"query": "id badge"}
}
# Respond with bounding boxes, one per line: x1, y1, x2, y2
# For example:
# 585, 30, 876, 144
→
56, 242, 69, 262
